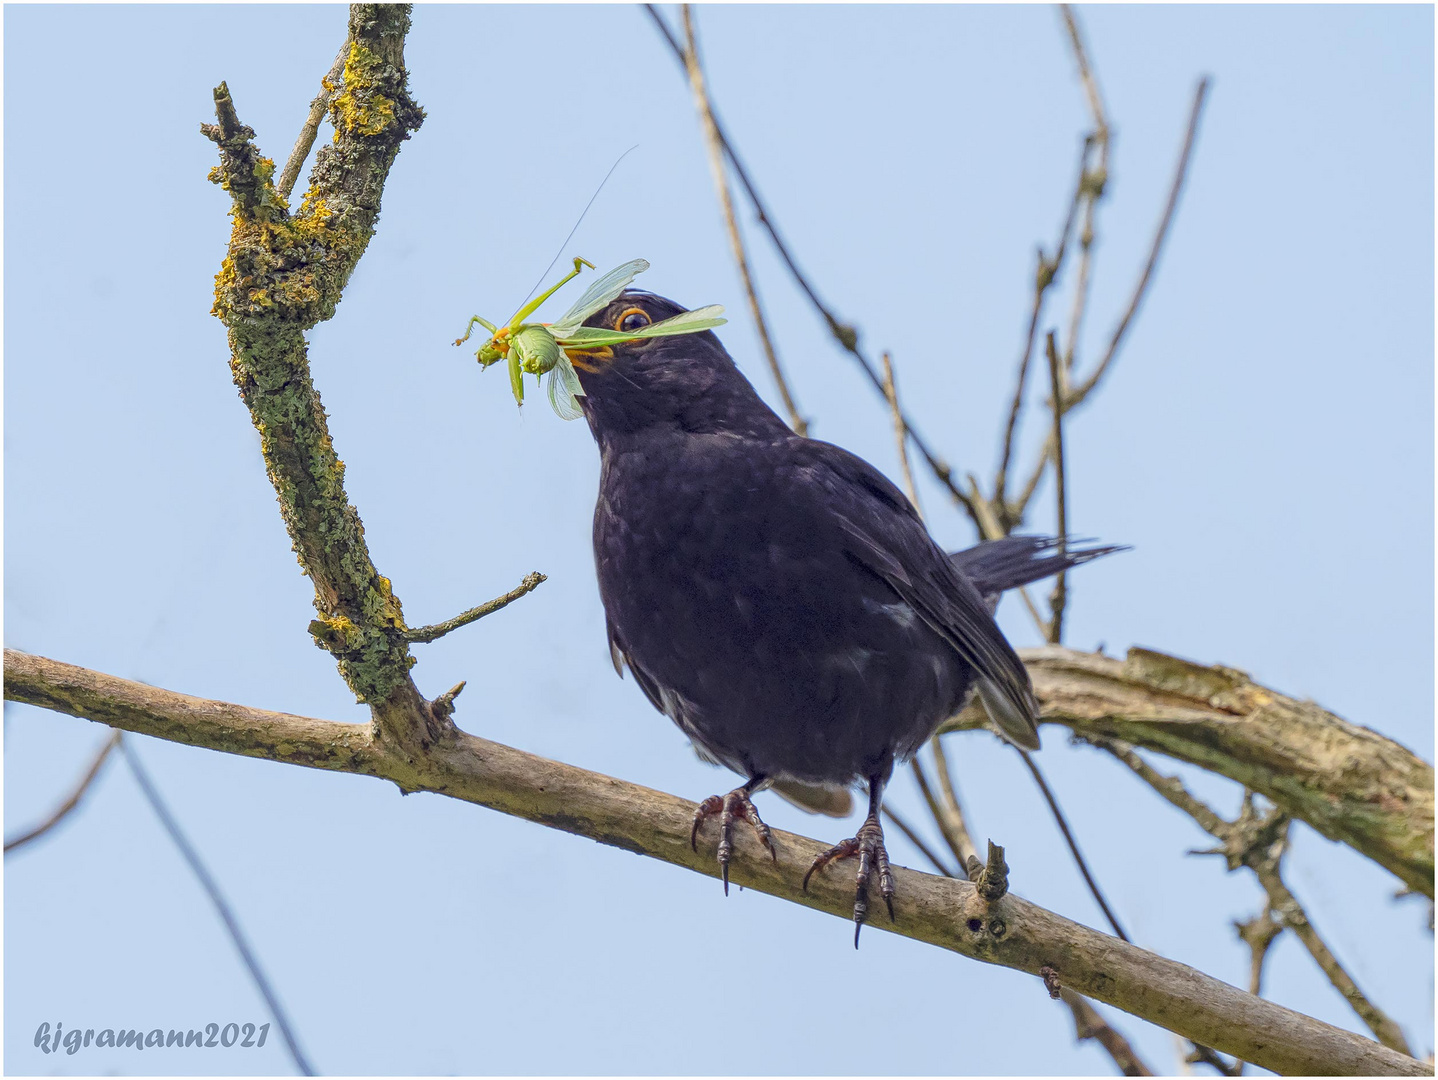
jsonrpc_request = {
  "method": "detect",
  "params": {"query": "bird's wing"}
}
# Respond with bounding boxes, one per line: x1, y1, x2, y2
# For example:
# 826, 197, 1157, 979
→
804, 442, 1042, 750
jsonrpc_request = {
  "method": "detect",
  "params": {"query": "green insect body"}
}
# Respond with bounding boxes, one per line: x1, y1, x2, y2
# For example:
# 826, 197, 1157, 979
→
455, 257, 727, 419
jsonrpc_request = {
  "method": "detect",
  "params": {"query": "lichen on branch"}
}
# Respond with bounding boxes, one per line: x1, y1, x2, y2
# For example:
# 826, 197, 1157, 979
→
202, 5, 424, 706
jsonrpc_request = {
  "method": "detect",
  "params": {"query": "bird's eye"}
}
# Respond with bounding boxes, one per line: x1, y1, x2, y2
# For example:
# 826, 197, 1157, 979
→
617, 308, 651, 333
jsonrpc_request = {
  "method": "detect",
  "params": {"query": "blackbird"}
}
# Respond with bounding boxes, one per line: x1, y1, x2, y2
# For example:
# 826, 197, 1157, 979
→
566, 289, 1118, 941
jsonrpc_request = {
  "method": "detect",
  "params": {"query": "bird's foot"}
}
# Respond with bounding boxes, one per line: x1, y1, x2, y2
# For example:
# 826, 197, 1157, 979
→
802, 816, 895, 947
691, 785, 776, 894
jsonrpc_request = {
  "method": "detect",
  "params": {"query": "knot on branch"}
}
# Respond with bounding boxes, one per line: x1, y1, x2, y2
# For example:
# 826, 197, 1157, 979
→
1191, 793, 1290, 875
967, 840, 1010, 901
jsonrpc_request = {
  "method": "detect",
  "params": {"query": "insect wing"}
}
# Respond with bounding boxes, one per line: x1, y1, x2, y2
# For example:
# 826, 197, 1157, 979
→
626, 305, 726, 338
512, 325, 563, 375
549, 258, 650, 334
546, 356, 586, 421
556, 305, 727, 347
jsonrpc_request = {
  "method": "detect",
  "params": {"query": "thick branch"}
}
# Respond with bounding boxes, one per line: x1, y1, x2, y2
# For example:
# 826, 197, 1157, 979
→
205, 6, 427, 712
5, 649, 1427, 1078
942, 645, 1434, 897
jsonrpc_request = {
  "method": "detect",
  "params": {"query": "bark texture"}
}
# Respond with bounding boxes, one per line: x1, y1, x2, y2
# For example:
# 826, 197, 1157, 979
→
5, 648, 1428, 1078
943, 645, 1434, 898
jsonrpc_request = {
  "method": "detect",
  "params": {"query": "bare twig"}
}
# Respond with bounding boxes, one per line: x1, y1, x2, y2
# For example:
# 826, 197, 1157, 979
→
119, 736, 315, 1075
4, 730, 120, 853
404, 571, 547, 644
1251, 835, 1414, 1056
1070, 77, 1210, 407
1010, 76, 1210, 524
679, 6, 806, 436
1095, 737, 1414, 1056
1236, 903, 1283, 998
1060, 989, 1156, 1076
277, 40, 351, 202
1044, 332, 1069, 643
643, 3, 982, 525
7, 650, 1427, 1076
1018, 749, 1129, 942
994, 142, 1089, 513
1056, 4, 1111, 388
1060, 5, 1110, 137
910, 755, 974, 872
930, 736, 978, 865
880, 352, 921, 515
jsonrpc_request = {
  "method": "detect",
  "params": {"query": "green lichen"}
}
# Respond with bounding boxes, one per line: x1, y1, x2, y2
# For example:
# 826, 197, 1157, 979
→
205, 12, 424, 707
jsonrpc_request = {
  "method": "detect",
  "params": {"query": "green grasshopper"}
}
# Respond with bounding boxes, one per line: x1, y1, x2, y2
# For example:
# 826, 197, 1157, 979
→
455, 257, 726, 420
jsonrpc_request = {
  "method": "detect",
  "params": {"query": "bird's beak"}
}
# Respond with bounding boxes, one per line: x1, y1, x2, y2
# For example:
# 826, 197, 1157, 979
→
564, 345, 615, 372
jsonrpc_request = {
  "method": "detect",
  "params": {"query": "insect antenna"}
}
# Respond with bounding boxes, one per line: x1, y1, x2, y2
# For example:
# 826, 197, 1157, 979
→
514, 144, 640, 314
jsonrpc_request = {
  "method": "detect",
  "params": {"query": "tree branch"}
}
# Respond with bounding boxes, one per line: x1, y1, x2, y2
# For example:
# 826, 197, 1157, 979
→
642, 3, 982, 526
277, 40, 351, 202
680, 5, 806, 436
1094, 740, 1413, 1057
403, 572, 547, 644
942, 645, 1434, 897
4, 729, 120, 853
5, 649, 1428, 1077
205, 5, 427, 714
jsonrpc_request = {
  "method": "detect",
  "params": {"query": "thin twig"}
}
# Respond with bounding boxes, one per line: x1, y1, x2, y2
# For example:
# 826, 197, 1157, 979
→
4, 730, 120, 853
679, 6, 806, 435
1251, 841, 1414, 1056
277, 40, 351, 202
1010, 77, 1210, 524
1070, 77, 1209, 407
404, 572, 546, 644
1060, 5, 1111, 139
1236, 903, 1283, 999
881, 352, 922, 515
1092, 736, 1414, 1057
910, 755, 974, 873
643, 3, 982, 525
882, 804, 958, 879
1060, 989, 1156, 1076
930, 735, 978, 867
1044, 331, 1069, 644
1018, 749, 1130, 941
1057, 0, 1110, 386
994, 143, 1089, 513
119, 736, 315, 1075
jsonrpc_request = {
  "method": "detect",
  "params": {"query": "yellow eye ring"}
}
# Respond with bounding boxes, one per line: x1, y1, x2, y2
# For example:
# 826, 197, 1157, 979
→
615, 307, 651, 333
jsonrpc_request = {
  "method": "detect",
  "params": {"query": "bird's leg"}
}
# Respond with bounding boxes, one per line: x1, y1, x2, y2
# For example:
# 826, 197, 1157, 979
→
802, 772, 895, 947
690, 774, 776, 895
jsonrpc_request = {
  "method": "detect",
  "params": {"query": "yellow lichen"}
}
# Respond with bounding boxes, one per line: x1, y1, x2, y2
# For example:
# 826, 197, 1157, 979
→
332, 41, 396, 137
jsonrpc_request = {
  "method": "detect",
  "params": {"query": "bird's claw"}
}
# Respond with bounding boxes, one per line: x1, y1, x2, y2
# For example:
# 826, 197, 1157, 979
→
802, 817, 895, 946
691, 786, 776, 894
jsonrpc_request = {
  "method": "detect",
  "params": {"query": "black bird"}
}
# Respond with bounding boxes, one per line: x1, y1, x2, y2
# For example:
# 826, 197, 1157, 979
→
566, 290, 1118, 941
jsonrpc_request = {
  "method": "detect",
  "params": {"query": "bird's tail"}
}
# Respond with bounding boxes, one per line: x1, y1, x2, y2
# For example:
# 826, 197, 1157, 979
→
950, 535, 1127, 610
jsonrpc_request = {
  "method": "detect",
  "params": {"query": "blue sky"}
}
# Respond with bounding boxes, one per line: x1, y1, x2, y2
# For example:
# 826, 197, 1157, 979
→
5, 4, 1433, 1074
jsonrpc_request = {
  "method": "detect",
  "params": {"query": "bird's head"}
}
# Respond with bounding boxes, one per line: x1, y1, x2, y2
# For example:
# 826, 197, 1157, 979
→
564, 290, 789, 443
